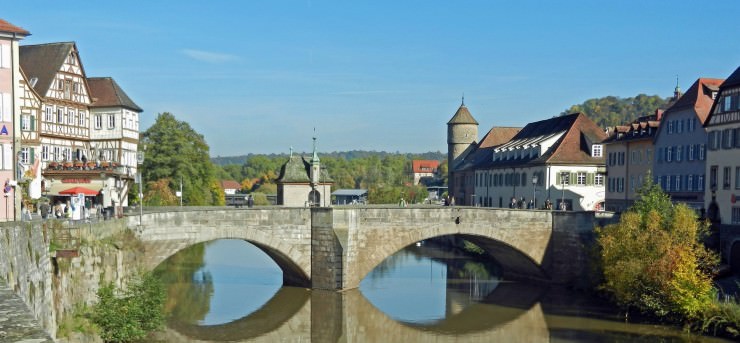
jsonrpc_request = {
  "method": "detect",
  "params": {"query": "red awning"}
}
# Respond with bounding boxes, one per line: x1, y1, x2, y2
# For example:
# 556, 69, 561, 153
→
57, 186, 100, 196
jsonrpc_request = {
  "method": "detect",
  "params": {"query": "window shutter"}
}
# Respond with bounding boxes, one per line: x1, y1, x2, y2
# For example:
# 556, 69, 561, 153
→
30, 116, 35, 131
555, 172, 561, 185
587, 173, 594, 186
30, 149, 35, 163
570, 173, 577, 185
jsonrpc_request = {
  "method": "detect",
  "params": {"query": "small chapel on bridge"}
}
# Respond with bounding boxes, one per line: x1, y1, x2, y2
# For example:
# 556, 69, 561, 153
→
276, 137, 333, 207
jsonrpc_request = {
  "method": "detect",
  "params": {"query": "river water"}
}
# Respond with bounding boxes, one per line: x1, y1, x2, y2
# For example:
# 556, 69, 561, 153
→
152, 239, 732, 342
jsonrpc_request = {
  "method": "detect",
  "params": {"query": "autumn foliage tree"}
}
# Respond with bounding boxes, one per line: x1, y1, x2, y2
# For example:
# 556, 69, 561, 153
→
596, 178, 717, 319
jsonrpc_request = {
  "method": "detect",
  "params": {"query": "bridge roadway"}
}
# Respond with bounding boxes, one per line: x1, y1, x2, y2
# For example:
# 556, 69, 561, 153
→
128, 206, 612, 290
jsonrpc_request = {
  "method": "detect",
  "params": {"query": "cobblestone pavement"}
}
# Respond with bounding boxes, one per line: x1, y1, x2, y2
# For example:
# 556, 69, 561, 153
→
0, 283, 53, 343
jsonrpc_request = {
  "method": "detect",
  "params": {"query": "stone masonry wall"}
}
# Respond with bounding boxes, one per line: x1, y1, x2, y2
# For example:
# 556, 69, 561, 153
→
0, 219, 132, 340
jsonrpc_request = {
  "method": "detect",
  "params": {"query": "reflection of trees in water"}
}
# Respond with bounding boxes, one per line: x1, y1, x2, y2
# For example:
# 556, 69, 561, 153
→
153, 242, 214, 324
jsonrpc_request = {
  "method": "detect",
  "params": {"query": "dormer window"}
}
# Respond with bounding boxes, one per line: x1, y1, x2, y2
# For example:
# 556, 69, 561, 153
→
591, 144, 603, 158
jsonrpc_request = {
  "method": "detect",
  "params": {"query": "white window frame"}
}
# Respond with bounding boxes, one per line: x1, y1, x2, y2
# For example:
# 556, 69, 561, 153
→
78, 111, 86, 126
591, 144, 602, 158
21, 115, 30, 131
595, 173, 604, 186
45, 107, 53, 122
19, 147, 30, 164
41, 145, 49, 161
94, 114, 103, 130
108, 114, 116, 129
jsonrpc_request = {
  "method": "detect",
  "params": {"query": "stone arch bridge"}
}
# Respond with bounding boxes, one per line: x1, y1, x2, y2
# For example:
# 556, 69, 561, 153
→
128, 207, 613, 290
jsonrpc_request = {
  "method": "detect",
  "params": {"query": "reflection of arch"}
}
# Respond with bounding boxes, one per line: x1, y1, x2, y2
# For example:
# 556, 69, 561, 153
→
167, 287, 310, 341
145, 238, 310, 287
352, 231, 550, 289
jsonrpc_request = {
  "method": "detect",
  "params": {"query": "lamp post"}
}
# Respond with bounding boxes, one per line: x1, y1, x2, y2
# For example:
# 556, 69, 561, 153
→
560, 171, 568, 211
532, 174, 538, 209
137, 144, 146, 226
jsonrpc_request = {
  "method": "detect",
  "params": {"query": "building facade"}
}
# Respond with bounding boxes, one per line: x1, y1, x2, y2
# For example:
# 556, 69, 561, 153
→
409, 159, 440, 185
471, 113, 607, 211
704, 66, 740, 227
19, 41, 141, 213
604, 116, 660, 212
653, 78, 723, 210
0, 19, 29, 221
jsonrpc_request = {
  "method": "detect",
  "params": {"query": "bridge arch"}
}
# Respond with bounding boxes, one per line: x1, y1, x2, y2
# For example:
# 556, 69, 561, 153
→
133, 209, 314, 287
337, 208, 556, 289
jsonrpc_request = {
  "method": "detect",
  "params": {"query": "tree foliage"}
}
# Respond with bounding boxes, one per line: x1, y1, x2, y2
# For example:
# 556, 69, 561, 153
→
92, 273, 166, 342
562, 94, 671, 128
140, 112, 219, 205
596, 179, 717, 319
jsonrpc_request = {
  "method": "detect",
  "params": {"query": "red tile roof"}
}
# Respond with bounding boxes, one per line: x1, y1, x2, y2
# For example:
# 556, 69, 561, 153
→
0, 19, 30, 35
220, 180, 241, 190
478, 127, 521, 148
663, 78, 724, 123
88, 77, 143, 112
412, 160, 440, 173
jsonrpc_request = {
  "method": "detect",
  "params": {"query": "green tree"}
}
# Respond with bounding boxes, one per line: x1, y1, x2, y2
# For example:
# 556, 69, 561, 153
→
141, 113, 218, 205
92, 273, 166, 342
596, 179, 717, 319
562, 94, 671, 128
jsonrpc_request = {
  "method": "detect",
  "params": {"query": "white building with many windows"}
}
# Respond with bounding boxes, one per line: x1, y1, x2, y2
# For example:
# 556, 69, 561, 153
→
469, 113, 607, 211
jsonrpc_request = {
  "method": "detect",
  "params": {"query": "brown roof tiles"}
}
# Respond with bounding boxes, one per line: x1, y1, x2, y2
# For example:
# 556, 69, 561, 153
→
0, 19, 30, 36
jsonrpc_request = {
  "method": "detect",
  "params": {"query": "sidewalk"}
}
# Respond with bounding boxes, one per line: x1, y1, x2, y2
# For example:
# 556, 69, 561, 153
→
0, 283, 53, 342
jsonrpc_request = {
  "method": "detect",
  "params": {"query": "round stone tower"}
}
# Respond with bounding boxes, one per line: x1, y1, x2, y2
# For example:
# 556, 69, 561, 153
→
447, 99, 478, 188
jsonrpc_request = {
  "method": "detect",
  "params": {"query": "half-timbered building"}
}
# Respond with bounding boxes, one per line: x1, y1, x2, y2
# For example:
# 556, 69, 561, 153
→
19, 42, 141, 214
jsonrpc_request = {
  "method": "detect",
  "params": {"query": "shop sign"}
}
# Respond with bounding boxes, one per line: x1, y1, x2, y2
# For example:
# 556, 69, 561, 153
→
62, 179, 91, 183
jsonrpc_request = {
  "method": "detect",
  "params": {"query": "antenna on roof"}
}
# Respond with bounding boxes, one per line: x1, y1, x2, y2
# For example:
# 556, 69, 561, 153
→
461, 93, 465, 106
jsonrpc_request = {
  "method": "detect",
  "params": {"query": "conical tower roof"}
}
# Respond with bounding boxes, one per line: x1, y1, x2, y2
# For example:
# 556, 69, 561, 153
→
447, 103, 478, 125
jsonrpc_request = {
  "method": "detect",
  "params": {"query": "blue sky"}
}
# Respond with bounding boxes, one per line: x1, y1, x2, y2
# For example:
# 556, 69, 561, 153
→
5, 1, 740, 156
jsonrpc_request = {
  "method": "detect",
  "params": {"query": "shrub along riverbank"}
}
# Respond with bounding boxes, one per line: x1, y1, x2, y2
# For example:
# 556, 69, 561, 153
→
594, 179, 739, 339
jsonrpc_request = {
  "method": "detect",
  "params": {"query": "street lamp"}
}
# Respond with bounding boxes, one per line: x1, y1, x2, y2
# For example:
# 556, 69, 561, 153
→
560, 171, 568, 211
137, 144, 146, 226
532, 174, 538, 209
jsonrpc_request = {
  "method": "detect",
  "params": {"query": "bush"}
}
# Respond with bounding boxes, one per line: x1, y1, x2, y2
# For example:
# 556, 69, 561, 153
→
596, 178, 717, 319
91, 273, 165, 342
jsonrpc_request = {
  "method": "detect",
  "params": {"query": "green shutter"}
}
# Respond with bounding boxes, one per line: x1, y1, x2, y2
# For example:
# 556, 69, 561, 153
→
30, 116, 35, 131
571, 173, 577, 186
587, 173, 594, 186
555, 172, 561, 185
30, 149, 34, 163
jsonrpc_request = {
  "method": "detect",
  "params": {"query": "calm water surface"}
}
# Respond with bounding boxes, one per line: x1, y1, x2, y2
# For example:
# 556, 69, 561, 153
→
153, 239, 731, 342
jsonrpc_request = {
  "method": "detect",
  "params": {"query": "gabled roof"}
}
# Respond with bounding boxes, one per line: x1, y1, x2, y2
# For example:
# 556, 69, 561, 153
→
663, 78, 724, 123
0, 18, 30, 36
19, 42, 77, 96
545, 113, 607, 164
88, 77, 142, 112
411, 160, 439, 173
478, 127, 521, 148
220, 180, 241, 190
447, 104, 478, 125
721, 66, 740, 89
277, 154, 311, 183
705, 66, 740, 126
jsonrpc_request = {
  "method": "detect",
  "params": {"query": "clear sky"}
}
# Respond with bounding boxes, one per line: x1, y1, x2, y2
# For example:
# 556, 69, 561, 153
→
5, 1, 740, 156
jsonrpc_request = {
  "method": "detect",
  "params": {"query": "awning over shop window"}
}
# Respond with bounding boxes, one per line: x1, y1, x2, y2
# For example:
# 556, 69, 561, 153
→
47, 182, 104, 196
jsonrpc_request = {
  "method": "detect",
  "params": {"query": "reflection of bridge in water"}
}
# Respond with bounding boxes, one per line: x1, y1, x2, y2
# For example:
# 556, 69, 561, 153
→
154, 282, 698, 343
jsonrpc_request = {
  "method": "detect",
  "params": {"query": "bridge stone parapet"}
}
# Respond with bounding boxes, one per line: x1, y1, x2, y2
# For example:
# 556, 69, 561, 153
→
130, 207, 611, 290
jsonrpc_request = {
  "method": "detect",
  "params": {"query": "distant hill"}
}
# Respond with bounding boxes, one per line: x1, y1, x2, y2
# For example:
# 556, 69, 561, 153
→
561, 94, 672, 128
211, 150, 446, 166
